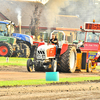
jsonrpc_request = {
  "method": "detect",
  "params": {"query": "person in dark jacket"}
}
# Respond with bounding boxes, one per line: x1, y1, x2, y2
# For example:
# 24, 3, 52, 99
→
50, 34, 58, 45
49, 34, 58, 55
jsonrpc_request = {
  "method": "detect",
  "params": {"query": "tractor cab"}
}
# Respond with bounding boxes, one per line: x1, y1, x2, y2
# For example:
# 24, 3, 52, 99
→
80, 22, 100, 52
81, 32, 100, 51
0, 20, 15, 36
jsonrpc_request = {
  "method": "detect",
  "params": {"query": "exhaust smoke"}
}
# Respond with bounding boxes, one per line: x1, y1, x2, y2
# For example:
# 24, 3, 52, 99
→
16, 8, 22, 33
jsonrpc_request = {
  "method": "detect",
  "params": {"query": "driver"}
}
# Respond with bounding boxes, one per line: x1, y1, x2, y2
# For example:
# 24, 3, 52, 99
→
49, 34, 58, 55
50, 34, 58, 45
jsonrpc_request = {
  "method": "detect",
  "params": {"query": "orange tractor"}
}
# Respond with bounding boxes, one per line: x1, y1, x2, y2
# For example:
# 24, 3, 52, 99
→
27, 21, 100, 73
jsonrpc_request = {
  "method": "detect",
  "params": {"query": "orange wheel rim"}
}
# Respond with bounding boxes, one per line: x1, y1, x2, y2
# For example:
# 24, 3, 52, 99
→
0, 46, 8, 56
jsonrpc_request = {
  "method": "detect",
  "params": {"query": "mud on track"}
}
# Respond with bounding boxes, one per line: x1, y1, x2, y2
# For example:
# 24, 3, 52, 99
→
0, 66, 100, 100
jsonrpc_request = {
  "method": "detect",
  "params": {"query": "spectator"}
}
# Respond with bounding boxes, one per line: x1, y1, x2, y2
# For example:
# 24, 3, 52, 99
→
87, 35, 92, 42
80, 41, 84, 47
92, 36, 99, 43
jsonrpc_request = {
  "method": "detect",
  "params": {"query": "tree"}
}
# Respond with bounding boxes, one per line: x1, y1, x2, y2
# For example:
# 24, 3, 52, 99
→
29, 5, 42, 40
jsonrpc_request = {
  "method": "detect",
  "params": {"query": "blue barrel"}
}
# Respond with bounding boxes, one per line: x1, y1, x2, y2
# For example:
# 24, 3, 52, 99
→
46, 72, 59, 81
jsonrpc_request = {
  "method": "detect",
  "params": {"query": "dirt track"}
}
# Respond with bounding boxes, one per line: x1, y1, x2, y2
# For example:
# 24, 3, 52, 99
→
0, 66, 100, 100
0, 66, 100, 81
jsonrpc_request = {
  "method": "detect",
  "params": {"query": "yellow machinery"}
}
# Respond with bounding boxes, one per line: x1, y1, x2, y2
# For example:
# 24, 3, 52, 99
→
76, 52, 96, 72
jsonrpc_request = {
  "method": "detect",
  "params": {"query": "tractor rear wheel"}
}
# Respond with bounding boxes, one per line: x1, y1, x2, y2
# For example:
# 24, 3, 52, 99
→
27, 59, 33, 72
58, 46, 77, 73
0, 42, 13, 57
18, 43, 30, 58
12, 44, 20, 57
87, 60, 92, 72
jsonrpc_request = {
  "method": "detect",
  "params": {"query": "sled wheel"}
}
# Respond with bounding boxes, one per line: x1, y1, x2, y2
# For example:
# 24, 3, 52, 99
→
87, 60, 92, 72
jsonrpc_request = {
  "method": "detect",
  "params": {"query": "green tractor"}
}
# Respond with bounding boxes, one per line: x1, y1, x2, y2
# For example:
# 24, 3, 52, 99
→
0, 21, 19, 57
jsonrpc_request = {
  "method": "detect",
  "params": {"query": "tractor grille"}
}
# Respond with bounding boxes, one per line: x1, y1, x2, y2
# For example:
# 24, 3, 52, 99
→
37, 50, 46, 59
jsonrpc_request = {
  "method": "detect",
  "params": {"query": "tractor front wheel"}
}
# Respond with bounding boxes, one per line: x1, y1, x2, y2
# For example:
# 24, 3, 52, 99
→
27, 59, 33, 72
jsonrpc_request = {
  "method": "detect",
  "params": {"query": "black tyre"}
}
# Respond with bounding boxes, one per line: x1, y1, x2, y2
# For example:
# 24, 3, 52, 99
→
33, 44, 38, 60
33, 45, 40, 71
87, 60, 92, 72
18, 43, 30, 58
58, 46, 77, 73
27, 59, 33, 72
29, 45, 36, 58
33, 45, 43, 71
51, 59, 57, 72
12, 44, 20, 57
0, 42, 13, 57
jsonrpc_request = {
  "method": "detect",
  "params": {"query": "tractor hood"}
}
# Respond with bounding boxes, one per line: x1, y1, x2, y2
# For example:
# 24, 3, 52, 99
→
12, 33, 33, 45
37, 44, 56, 51
37, 44, 56, 59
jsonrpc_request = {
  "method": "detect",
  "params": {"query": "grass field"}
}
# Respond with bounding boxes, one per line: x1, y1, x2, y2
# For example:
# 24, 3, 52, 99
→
0, 57, 29, 66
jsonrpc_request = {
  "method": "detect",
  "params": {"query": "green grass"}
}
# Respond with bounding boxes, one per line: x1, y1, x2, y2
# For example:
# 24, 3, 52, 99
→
0, 76, 100, 87
0, 57, 29, 66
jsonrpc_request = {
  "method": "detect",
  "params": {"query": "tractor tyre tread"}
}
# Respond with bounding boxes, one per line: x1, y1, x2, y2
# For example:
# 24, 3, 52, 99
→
12, 44, 20, 57
58, 46, 77, 72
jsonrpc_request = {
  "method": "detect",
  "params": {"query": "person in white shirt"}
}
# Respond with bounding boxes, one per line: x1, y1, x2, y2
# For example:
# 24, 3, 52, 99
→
77, 40, 83, 48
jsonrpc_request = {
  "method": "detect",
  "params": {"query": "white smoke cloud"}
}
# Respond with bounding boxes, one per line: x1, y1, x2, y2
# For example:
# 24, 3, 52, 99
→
16, 7, 21, 25
16, 7, 22, 33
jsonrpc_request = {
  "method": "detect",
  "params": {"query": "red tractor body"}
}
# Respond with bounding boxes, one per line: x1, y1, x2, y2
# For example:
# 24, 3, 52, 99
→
79, 22, 100, 67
